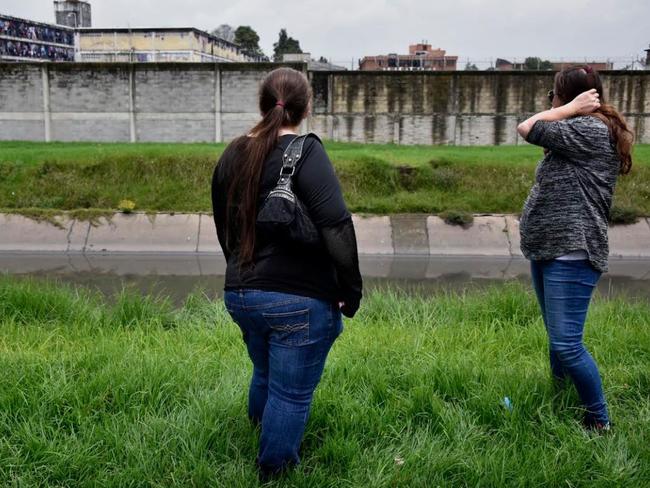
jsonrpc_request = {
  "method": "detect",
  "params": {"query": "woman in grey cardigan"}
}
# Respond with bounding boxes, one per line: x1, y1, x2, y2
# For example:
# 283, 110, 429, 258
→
516, 66, 634, 432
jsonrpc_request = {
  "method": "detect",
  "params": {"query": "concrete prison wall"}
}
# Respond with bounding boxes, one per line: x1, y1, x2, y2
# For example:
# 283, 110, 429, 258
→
1, 62, 648, 145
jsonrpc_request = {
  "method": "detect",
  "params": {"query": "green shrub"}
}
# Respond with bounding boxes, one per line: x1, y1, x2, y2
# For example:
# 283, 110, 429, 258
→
336, 156, 399, 196
396, 165, 419, 191
118, 199, 136, 214
439, 210, 474, 228
609, 205, 640, 225
429, 159, 461, 191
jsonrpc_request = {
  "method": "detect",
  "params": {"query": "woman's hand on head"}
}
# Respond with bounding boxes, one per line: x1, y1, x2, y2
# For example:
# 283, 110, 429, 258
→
568, 88, 601, 115
517, 88, 601, 140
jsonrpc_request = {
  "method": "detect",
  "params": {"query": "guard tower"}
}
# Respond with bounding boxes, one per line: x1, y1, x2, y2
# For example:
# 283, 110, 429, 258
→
54, 0, 91, 28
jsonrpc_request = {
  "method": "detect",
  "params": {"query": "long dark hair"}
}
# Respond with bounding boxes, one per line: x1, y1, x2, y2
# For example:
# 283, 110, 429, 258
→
225, 67, 312, 265
554, 66, 634, 174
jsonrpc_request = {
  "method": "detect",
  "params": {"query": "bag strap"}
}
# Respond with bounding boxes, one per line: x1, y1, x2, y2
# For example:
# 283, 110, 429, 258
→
276, 132, 321, 186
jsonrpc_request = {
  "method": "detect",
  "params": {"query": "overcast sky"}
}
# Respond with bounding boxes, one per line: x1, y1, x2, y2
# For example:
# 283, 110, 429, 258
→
2, 0, 648, 67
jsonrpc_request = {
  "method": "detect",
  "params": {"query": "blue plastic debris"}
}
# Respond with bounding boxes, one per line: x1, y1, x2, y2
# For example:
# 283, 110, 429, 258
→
503, 396, 513, 412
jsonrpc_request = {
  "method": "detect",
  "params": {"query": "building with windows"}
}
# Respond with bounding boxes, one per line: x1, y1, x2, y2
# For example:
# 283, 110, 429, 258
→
0, 13, 75, 62
282, 53, 346, 71
2, 0, 261, 64
359, 43, 458, 71
54, 0, 91, 28
76, 27, 263, 63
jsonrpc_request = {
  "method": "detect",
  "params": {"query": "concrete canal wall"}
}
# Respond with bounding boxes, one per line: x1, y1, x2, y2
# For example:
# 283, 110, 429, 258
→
1, 212, 649, 258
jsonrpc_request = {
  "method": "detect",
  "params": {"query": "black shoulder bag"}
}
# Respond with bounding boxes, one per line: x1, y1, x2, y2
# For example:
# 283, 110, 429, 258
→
256, 133, 321, 246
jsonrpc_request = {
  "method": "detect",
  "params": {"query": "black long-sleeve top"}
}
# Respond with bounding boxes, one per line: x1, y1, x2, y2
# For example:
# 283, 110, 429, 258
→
211, 134, 363, 317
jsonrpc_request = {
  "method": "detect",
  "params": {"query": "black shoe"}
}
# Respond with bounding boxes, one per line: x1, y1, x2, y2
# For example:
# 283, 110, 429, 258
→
257, 468, 276, 484
257, 460, 291, 483
583, 417, 612, 434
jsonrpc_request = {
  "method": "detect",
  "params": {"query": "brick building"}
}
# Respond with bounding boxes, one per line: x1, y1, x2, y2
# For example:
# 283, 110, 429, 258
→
359, 43, 458, 71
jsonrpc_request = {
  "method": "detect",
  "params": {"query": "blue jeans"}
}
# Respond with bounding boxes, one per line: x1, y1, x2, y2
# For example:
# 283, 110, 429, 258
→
530, 259, 609, 424
224, 289, 343, 474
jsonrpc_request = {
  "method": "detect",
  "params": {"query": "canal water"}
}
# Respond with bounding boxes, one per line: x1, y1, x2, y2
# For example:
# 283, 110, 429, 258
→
2, 254, 649, 305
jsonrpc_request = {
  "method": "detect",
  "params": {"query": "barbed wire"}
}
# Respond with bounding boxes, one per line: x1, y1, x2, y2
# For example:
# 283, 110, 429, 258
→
319, 55, 647, 71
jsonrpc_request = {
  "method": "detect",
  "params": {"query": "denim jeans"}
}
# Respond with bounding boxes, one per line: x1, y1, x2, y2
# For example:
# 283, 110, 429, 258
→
530, 259, 609, 424
224, 289, 343, 474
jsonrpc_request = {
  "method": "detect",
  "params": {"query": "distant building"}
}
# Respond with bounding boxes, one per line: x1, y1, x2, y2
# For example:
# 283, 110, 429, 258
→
359, 43, 458, 71
282, 53, 347, 71
1, 1, 260, 64
54, 0, 91, 28
76, 27, 262, 63
496, 58, 613, 71
0, 13, 75, 62
495, 58, 518, 70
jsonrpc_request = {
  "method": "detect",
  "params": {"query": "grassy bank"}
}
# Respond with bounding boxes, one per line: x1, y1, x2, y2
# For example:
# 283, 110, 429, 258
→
1, 141, 649, 217
0, 277, 649, 486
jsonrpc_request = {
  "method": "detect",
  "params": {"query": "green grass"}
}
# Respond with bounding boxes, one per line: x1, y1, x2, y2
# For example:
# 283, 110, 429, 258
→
0, 277, 649, 486
1, 141, 649, 217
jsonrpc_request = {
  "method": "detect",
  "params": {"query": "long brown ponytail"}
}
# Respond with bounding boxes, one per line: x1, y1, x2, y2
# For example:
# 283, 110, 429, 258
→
555, 66, 634, 174
225, 67, 312, 265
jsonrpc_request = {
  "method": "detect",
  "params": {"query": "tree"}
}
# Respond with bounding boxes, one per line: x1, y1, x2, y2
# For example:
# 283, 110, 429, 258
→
523, 57, 553, 70
273, 28, 302, 61
234, 25, 264, 57
211, 24, 235, 43
464, 62, 479, 71
318, 56, 328, 64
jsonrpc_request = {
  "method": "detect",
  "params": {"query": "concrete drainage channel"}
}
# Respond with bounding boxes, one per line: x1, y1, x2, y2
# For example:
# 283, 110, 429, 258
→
2, 212, 650, 302
2, 212, 650, 258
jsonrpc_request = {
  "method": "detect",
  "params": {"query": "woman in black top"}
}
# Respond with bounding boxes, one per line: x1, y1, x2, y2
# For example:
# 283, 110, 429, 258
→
211, 67, 362, 478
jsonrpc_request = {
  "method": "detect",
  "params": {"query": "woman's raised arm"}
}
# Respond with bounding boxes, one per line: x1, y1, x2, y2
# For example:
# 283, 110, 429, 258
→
517, 88, 601, 140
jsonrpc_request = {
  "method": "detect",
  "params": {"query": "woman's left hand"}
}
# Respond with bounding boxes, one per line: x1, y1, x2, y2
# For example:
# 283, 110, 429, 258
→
569, 89, 601, 115
517, 89, 601, 140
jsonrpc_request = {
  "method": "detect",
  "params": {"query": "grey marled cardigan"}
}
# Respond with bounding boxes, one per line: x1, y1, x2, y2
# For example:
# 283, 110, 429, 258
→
520, 116, 620, 272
